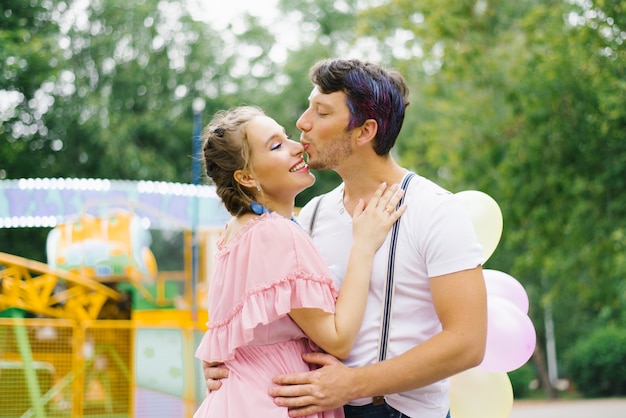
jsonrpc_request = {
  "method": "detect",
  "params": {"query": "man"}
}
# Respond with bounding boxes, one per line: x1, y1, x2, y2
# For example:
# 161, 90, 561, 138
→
204, 58, 487, 418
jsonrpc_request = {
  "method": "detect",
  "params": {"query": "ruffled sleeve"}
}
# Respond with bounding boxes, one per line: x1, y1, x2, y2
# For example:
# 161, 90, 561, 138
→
195, 214, 340, 362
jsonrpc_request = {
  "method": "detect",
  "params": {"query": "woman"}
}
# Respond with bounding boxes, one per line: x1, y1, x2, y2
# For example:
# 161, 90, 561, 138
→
194, 106, 405, 417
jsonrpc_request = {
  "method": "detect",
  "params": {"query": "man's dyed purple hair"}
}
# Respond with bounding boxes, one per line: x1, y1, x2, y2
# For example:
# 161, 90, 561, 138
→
309, 58, 410, 156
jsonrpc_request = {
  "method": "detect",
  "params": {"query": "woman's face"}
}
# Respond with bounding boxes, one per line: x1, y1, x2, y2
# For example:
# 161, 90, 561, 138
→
245, 115, 315, 205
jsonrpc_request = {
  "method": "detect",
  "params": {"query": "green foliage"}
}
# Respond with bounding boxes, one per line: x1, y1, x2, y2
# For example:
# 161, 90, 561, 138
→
280, 0, 359, 38
508, 363, 538, 399
0, 0, 282, 183
353, 0, 626, 390
2, 1, 626, 396
0, 0, 62, 95
0, 228, 49, 262
566, 327, 626, 397
0, 0, 292, 258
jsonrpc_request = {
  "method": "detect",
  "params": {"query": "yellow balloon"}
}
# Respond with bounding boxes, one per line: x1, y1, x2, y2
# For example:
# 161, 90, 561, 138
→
450, 368, 513, 418
456, 190, 503, 262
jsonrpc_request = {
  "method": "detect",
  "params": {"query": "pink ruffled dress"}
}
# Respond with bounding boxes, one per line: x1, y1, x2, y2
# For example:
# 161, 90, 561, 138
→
194, 213, 344, 418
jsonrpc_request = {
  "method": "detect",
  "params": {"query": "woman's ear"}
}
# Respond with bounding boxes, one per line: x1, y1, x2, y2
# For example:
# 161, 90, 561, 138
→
355, 119, 378, 147
233, 169, 257, 189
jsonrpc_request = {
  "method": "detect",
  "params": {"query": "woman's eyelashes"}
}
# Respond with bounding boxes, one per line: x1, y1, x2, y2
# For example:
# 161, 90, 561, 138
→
270, 135, 292, 151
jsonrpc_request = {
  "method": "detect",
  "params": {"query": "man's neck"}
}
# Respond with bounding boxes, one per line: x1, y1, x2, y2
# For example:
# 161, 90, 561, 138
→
338, 159, 408, 216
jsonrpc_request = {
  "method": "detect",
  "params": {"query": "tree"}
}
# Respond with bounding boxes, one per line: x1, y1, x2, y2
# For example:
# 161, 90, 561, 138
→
3, 1, 624, 392
272, 0, 365, 205
355, 0, 626, 396
0, 0, 279, 259
0, 0, 65, 178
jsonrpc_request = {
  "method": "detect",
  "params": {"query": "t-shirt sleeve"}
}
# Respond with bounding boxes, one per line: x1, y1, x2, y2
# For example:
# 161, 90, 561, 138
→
420, 193, 484, 277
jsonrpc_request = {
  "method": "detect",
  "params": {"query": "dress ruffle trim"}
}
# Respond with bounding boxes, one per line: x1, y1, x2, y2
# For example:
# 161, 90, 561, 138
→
214, 213, 271, 259
195, 272, 339, 362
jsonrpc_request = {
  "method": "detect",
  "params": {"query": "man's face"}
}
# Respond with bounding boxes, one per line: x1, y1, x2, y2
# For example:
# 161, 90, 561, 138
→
296, 87, 354, 171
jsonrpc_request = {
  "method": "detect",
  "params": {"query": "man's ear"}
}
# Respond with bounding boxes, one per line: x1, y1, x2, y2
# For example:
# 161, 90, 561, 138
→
233, 169, 256, 189
355, 119, 378, 147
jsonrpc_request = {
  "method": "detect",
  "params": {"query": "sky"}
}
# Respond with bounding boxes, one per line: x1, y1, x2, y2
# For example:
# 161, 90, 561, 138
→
194, 0, 280, 28
187, 0, 298, 62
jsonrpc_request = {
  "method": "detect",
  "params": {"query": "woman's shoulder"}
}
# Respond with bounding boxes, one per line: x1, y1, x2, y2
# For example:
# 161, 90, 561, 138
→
216, 213, 314, 265
238, 212, 307, 241
219, 213, 267, 246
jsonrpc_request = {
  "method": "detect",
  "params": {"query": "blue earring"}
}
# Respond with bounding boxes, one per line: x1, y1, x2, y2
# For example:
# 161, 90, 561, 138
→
250, 202, 267, 215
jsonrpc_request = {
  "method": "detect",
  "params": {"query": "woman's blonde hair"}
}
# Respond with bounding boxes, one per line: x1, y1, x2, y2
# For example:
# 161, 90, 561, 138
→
202, 106, 265, 216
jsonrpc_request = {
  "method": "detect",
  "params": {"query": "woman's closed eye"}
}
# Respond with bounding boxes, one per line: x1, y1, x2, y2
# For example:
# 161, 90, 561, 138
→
270, 135, 292, 151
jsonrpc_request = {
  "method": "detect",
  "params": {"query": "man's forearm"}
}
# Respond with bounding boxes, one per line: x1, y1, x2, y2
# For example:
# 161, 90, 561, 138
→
347, 330, 485, 399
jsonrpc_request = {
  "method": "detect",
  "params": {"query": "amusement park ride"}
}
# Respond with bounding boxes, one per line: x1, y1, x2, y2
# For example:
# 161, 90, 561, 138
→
0, 177, 230, 417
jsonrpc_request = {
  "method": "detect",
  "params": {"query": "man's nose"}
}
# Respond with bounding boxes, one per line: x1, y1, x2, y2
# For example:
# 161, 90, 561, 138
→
296, 112, 310, 132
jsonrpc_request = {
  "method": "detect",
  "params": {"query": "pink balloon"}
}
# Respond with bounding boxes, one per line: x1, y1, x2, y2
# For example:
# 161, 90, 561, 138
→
479, 297, 536, 373
483, 269, 529, 314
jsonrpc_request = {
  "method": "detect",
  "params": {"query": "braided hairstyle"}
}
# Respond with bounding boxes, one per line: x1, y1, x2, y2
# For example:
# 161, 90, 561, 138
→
202, 106, 265, 216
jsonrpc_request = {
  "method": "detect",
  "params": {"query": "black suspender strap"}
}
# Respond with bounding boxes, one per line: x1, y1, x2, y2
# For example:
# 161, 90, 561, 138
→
308, 175, 414, 361
378, 172, 415, 362
307, 195, 324, 237
373, 172, 414, 406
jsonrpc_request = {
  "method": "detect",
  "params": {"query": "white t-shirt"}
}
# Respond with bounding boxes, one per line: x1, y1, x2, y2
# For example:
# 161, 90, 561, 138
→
297, 172, 484, 418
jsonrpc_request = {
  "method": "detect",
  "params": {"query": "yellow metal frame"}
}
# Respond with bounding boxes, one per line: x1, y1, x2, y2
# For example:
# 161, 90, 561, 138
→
0, 226, 224, 417
0, 317, 207, 417
0, 252, 120, 321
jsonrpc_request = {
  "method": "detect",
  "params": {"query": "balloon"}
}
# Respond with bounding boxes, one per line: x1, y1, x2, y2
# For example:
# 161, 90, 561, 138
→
450, 368, 513, 418
483, 269, 529, 314
456, 190, 503, 262
479, 297, 536, 372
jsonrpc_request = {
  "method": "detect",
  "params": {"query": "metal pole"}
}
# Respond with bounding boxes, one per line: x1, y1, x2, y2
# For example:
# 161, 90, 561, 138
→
545, 301, 559, 385
11, 310, 47, 418
192, 98, 205, 187
191, 98, 205, 324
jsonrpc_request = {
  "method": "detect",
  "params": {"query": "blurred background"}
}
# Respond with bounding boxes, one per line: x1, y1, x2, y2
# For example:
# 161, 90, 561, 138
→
1, 0, 625, 406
